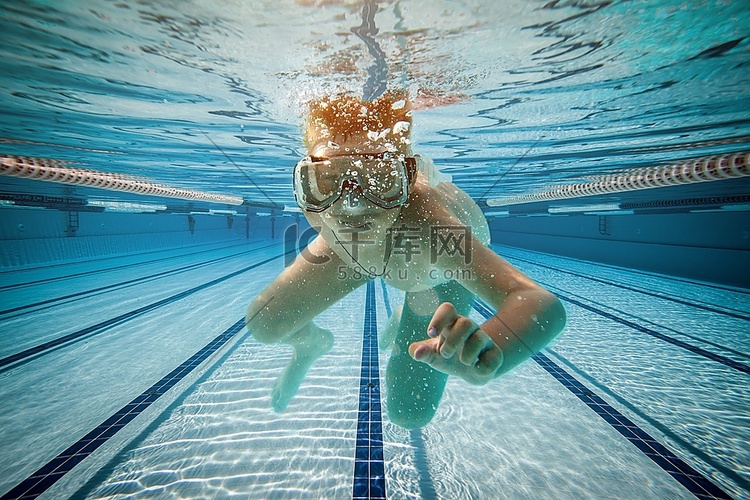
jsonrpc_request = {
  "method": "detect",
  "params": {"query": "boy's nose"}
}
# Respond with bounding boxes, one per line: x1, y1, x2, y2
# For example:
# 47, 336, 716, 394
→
332, 180, 370, 215
342, 182, 361, 206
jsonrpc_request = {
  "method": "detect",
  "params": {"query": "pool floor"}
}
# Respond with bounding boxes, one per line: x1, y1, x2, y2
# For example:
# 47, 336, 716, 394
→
0, 240, 747, 499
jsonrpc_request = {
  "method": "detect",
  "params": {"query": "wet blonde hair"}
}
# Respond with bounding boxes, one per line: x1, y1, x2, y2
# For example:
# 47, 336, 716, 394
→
303, 91, 413, 155
302, 91, 452, 187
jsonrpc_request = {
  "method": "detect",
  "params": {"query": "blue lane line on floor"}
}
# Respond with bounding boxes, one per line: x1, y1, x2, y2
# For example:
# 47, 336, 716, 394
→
379, 280, 438, 500
492, 246, 750, 368
0, 318, 246, 500
472, 299, 731, 500
0, 252, 286, 372
501, 250, 750, 321
0, 241, 257, 292
492, 243, 749, 296
553, 290, 750, 374
353, 281, 387, 500
0, 245, 273, 317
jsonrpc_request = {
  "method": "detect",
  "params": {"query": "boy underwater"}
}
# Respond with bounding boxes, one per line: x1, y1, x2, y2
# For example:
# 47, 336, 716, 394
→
246, 91, 566, 429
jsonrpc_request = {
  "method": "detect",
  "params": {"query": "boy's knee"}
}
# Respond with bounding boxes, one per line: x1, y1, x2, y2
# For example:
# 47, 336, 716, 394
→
247, 321, 276, 344
387, 406, 437, 430
246, 306, 279, 344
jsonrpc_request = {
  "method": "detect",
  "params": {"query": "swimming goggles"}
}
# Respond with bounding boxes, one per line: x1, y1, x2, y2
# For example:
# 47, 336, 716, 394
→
293, 153, 417, 212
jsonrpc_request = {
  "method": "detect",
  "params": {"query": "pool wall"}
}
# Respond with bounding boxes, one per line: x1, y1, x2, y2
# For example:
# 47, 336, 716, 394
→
0, 207, 301, 268
2, 203, 748, 289
489, 210, 749, 287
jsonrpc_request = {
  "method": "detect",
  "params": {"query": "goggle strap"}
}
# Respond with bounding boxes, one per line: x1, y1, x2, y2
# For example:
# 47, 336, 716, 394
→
405, 157, 417, 185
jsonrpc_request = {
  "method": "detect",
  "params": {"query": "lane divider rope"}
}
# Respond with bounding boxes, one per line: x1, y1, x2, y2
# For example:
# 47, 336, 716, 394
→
487, 151, 750, 207
1, 155, 243, 206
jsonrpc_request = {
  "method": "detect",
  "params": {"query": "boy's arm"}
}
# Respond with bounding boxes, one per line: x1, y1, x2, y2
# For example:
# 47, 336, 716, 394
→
409, 239, 566, 384
246, 234, 366, 344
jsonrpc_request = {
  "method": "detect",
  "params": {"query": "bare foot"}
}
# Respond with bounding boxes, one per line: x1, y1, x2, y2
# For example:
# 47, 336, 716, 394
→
271, 325, 334, 412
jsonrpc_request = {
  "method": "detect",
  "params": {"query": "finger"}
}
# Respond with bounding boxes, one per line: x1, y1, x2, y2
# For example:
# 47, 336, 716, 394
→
409, 339, 456, 376
427, 302, 459, 338
439, 315, 478, 359
408, 338, 440, 363
475, 345, 504, 378
459, 329, 491, 366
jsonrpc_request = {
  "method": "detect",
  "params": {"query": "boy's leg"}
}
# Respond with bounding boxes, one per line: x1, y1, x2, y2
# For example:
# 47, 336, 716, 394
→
247, 235, 367, 412
378, 304, 402, 351
271, 322, 334, 412
384, 281, 473, 429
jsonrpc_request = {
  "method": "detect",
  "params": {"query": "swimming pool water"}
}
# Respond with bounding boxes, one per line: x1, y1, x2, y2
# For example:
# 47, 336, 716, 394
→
1, 0, 749, 498
0, 240, 746, 499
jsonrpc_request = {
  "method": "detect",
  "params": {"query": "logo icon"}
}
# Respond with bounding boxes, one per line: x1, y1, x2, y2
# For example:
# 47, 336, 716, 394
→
430, 225, 472, 264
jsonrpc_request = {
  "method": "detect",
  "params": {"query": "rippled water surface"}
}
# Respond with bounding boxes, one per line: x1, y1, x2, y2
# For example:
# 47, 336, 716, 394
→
1, 0, 748, 205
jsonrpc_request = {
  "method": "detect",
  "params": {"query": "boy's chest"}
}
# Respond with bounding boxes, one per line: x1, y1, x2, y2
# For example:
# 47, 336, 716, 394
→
328, 219, 476, 290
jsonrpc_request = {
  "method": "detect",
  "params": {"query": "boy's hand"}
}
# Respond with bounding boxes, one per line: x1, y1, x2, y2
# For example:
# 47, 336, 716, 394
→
408, 302, 503, 385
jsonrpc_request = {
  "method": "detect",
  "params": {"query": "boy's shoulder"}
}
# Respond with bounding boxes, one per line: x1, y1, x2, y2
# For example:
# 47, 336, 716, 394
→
406, 179, 465, 215
404, 179, 490, 244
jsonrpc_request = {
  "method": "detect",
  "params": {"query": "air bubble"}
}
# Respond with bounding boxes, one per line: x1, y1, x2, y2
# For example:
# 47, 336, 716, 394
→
393, 121, 410, 134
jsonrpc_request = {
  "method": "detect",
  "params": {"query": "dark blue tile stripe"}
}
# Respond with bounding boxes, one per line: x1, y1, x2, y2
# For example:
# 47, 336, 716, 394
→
491, 243, 749, 297
0, 251, 288, 372
553, 291, 750, 374
491, 247, 750, 370
1, 318, 246, 500
0, 244, 277, 317
472, 299, 732, 500
495, 247, 749, 320
379, 279, 392, 318
532, 355, 733, 500
378, 281, 439, 499
0, 241, 256, 292
353, 281, 387, 500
